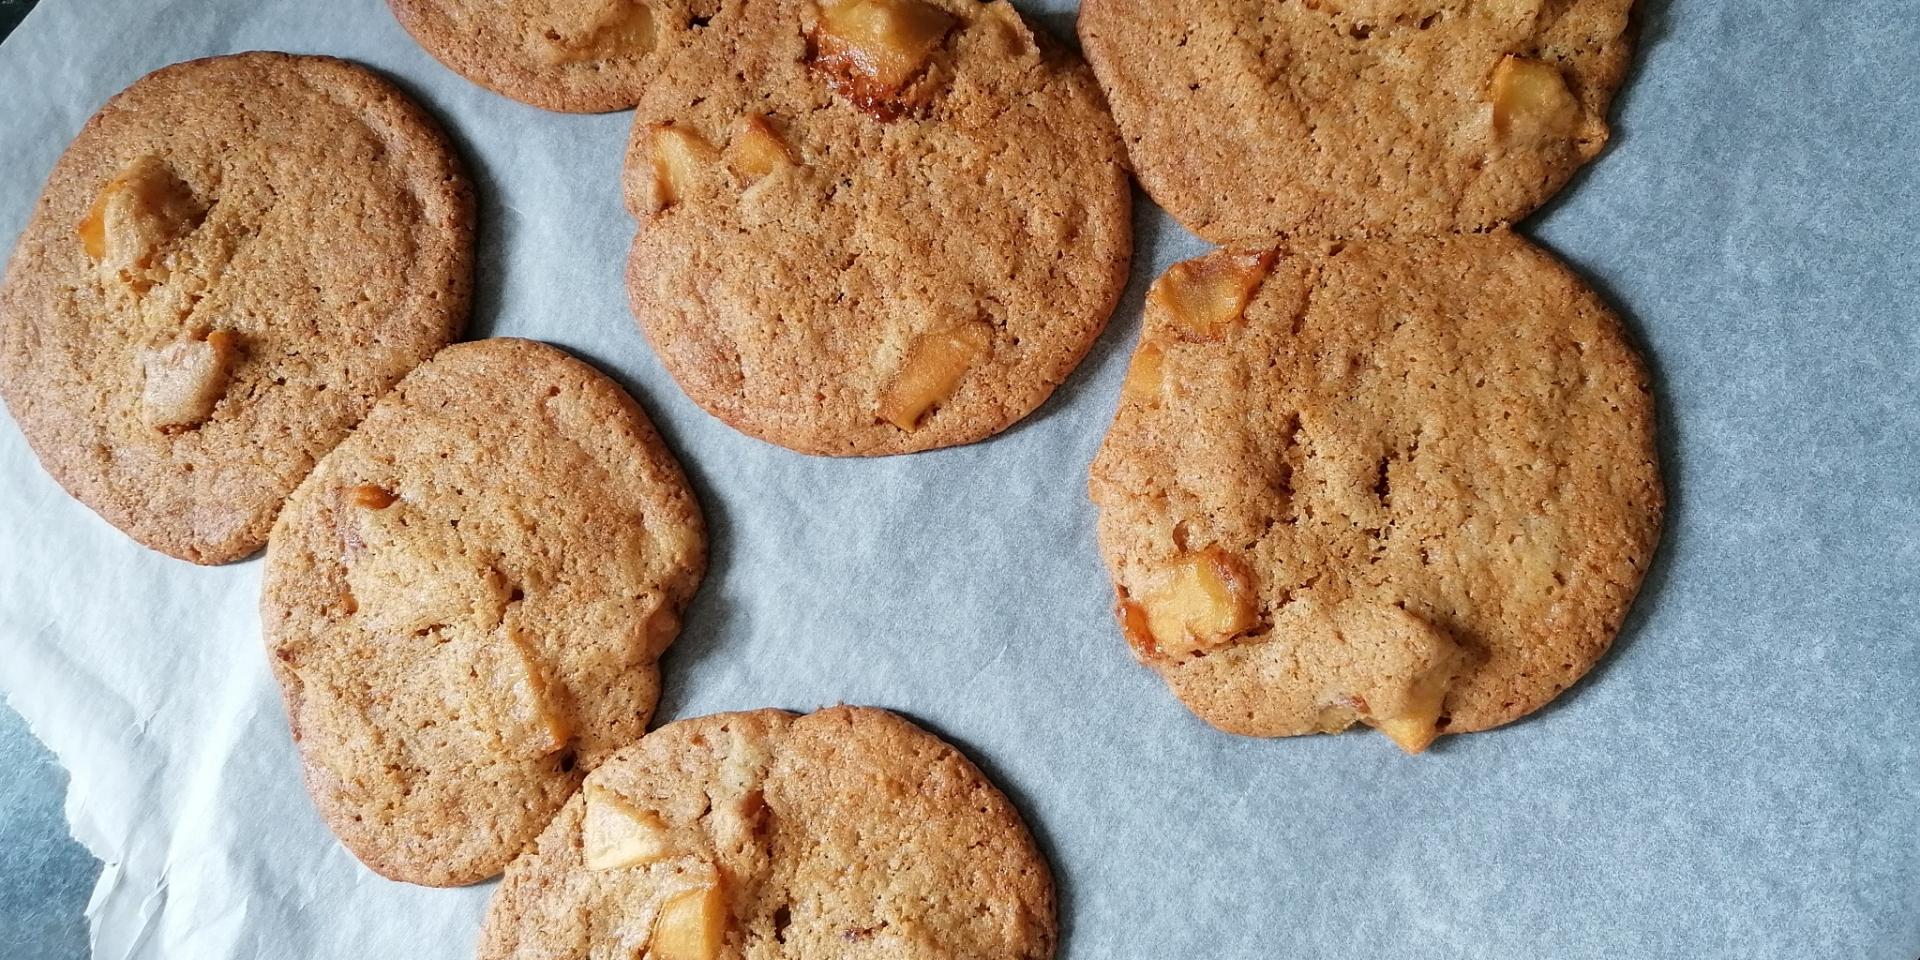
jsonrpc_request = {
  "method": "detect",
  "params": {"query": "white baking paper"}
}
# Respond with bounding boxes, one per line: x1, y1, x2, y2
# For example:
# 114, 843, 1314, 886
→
1, 0, 1916, 957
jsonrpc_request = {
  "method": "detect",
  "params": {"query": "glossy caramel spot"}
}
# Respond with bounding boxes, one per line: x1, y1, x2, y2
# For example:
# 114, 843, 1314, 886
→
1149, 250, 1275, 341
349, 484, 398, 509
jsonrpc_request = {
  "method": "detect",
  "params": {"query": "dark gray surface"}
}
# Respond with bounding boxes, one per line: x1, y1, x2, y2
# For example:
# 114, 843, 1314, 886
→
0, 698, 96, 960
2, 5, 91, 959
0, 1, 35, 42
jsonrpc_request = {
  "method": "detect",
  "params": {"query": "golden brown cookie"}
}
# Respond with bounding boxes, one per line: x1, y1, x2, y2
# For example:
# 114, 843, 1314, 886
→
1089, 232, 1663, 752
478, 706, 1056, 960
390, 0, 670, 113
0, 53, 472, 564
261, 338, 706, 886
623, 0, 1132, 455
1078, 0, 1637, 243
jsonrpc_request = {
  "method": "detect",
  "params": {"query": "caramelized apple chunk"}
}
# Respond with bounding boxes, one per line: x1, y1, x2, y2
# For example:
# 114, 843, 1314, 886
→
1370, 664, 1455, 754
646, 123, 719, 213
726, 114, 796, 180
1327, 603, 1465, 754
1490, 55, 1580, 143
1313, 702, 1361, 735
1150, 250, 1275, 341
1126, 546, 1259, 659
79, 156, 205, 290
582, 783, 670, 870
465, 629, 573, 760
138, 329, 238, 432
877, 320, 991, 430
535, 0, 656, 64
346, 520, 513, 635
1116, 597, 1156, 658
812, 0, 956, 117
1121, 342, 1165, 404
652, 884, 728, 960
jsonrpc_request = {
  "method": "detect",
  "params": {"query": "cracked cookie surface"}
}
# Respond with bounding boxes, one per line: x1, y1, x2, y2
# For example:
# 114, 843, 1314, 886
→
0, 52, 472, 564
622, 0, 1131, 455
479, 706, 1056, 960
1089, 232, 1663, 750
1077, 0, 1637, 243
261, 338, 707, 886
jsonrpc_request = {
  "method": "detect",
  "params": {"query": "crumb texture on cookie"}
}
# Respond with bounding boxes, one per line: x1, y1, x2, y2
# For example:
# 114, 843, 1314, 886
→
0, 52, 472, 563
261, 338, 707, 886
1077, 0, 1636, 242
390, 0, 673, 113
622, 0, 1132, 455
1090, 232, 1663, 749
478, 706, 1056, 960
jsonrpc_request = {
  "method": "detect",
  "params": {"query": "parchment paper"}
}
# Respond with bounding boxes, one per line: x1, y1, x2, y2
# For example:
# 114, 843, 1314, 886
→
1, 1, 1916, 957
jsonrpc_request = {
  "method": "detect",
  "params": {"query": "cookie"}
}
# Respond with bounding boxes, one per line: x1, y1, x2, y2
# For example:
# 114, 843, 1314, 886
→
1088, 232, 1662, 752
390, 0, 670, 113
0, 53, 472, 564
261, 338, 707, 886
622, 0, 1132, 455
478, 706, 1056, 960
1078, 0, 1637, 243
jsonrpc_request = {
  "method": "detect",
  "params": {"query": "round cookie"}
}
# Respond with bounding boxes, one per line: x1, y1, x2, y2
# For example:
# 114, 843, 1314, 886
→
0, 53, 472, 564
1078, 0, 1638, 243
261, 338, 707, 886
479, 706, 1056, 960
389, 0, 670, 113
1088, 232, 1662, 752
623, 0, 1132, 455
